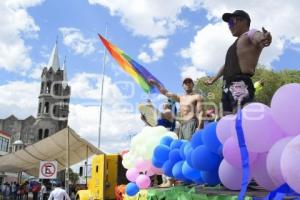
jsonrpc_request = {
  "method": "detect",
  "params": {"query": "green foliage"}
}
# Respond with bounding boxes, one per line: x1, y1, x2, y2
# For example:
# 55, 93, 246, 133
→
195, 66, 300, 108
69, 168, 79, 184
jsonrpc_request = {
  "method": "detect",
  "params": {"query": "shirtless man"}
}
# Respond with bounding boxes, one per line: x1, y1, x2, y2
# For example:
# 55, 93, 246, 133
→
149, 78, 203, 140
205, 10, 272, 115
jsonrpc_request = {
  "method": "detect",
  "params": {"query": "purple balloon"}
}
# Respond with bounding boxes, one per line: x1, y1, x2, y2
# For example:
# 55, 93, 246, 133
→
266, 137, 293, 187
251, 153, 277, 191
271, 83, 300, 136
216, 114, 236, 144
219, 159, 245, 190
223, 137, 258, 168
136, 174, 151, 189
241, 103, 284, 153
126, 168, 140, 182
281, 134, 300, 193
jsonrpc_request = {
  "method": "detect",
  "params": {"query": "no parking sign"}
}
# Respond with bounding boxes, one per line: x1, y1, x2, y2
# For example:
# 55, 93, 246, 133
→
39, 161, 58, 179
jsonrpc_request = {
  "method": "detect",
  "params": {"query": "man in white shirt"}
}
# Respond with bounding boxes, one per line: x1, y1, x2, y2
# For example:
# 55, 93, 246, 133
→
48, 183, 71, 200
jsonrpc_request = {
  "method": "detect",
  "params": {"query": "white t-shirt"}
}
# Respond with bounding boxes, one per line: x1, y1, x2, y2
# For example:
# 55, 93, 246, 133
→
48, 187, 71, 200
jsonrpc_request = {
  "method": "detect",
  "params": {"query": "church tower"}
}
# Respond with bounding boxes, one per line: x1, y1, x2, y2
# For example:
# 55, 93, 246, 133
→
32, 42, 71, 143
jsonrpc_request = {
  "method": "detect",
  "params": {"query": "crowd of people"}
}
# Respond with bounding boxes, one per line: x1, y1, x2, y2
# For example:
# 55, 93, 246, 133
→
0, 181, 72, 200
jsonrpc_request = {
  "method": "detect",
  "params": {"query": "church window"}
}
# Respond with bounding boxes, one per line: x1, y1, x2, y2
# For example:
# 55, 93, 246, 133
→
44, 129, 49, 138
38, 103, 42, 114
46, 82, 51, 94
44, 102, 49, 113
38, 129, 43, 140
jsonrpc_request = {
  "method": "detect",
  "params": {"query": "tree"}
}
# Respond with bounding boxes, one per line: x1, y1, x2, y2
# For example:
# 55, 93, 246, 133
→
69, 168, 79, 184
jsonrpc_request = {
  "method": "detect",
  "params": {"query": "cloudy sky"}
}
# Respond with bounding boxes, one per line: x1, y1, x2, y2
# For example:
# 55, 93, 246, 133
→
0, 0, 299, 153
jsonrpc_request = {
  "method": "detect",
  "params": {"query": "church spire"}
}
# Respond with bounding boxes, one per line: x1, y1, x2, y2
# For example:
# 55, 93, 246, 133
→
62, 56, 68, 90
47, 40, 60, 72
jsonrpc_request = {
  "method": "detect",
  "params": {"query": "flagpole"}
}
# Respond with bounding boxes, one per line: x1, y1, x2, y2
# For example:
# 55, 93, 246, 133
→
98, 23, 108, 149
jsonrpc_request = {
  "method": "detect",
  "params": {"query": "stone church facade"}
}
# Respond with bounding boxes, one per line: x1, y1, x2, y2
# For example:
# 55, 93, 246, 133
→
0, 42, 71, 152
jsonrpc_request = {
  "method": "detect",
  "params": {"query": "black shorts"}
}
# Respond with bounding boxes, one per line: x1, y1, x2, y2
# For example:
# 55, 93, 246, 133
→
221, 75, 255, 112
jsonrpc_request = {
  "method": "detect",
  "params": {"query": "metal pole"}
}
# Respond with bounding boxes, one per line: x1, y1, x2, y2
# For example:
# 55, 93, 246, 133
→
85, 145, 88, 186
98, 23, 108, 149
65, 127, 70, 194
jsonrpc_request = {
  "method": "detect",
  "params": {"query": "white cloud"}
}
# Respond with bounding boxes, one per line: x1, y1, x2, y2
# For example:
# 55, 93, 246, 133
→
68, 104, 144, 153
180, 0, 300, 77
0, 81, 40, 119
0, 76, 145, 153
88, 0, 201, 38
69, 73, 127, 103
0, 0, 43, 73
180, 65, 207, 80
180, 22, 233, 74
59, 27, 96, 56
67, 72, 145, 153
138, 38, 169, 63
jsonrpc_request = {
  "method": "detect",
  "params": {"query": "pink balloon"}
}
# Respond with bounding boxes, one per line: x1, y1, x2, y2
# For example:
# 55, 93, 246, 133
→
126, 168, 140, 182
148, 165, 163, 176
219, 159, 247, 190
135, 159, 152, 173
241, 103, 284, 153
266, 137, 293, 187
136, 174, 151, 189
216, 114, 236, 144
281, 134, 300, 193
271, 83, 300, 136
223, 137, 258, 168
251, 153, 277, 191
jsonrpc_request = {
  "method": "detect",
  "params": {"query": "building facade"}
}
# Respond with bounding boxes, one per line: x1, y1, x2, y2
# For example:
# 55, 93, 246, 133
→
0, 42, 71, 150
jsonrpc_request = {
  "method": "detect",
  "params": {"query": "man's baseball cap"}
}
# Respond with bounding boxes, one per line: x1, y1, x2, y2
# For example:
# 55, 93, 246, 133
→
182, 77, 194, 85
222, 10, 251, 23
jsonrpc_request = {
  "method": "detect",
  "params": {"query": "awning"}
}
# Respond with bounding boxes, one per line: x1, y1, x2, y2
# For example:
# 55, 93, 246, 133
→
0, 127, 103, 177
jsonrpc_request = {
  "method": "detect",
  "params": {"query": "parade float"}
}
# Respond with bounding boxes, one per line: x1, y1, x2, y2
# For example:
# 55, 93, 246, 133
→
76, 36, 300, 200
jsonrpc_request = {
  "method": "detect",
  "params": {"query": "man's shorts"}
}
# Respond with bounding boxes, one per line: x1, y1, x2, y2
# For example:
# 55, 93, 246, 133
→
222, 75, 255, 113
177, 117, 198, 140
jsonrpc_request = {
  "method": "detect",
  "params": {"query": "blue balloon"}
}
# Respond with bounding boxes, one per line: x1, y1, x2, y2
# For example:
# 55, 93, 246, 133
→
184, 144, 194, 167
191, 130, 203, 148
152, 156, 164, 168
170, 140, 183, 149
153, 144, 170, 163
193, 176, 205, 184
169, 149, 183, 163
160, 136, 174, 146
179, 141, 189, 159
191, 145, 221, 171
201, 122, 222, 154
172, 161, 185, 180
162, 160, 174, 177
126, 182, 140, 196
201, 170, 220, 186
182, 161, 201, 181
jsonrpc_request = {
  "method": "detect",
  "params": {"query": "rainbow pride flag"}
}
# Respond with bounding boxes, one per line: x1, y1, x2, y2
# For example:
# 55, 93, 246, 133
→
98, 34, 164, 93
